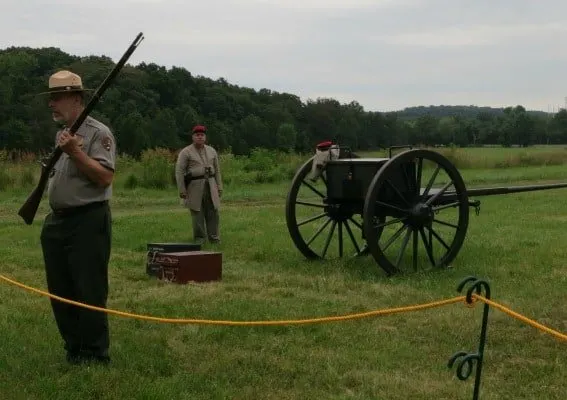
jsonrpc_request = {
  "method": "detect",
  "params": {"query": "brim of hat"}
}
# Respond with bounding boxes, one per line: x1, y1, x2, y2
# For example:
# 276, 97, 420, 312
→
36, 88, 94, 96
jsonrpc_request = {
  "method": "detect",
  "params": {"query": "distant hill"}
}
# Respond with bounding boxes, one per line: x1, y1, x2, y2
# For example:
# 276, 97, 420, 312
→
394, 105, 550, 120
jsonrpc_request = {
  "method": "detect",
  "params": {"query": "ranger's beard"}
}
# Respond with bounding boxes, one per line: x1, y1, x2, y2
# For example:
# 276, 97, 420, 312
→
52, 116, 66, 130
52, 108, 74, 126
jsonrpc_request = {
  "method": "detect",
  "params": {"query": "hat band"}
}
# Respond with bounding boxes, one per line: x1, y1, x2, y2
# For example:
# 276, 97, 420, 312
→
48, 85, 84, 92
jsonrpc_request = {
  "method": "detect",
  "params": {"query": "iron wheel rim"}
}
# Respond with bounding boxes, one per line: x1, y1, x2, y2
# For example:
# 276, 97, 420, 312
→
285, 156, 367, 260
362, 149, 470, 275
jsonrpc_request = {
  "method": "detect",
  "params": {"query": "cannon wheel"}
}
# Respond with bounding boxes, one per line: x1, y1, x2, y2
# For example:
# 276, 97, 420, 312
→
362, 149, 469, 275
285, 153, 368, 260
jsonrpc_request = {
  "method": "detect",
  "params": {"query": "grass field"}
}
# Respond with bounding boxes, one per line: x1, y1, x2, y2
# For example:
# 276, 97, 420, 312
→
0, 146, 566, 399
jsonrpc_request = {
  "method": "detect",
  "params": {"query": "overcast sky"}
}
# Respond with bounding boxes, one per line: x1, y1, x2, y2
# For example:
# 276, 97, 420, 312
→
2, 0, 567, 112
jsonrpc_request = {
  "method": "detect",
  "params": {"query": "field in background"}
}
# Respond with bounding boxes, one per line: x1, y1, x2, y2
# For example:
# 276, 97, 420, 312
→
3, 145, 567, 193
0, 145, 566, 399
362, 144, 567, 169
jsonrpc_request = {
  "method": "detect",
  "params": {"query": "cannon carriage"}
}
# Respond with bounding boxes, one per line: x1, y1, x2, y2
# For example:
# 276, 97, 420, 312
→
285, 143, 567, 276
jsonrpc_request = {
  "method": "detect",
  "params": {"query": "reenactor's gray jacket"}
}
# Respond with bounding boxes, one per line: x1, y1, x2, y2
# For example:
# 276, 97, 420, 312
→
175, 144, 223, 212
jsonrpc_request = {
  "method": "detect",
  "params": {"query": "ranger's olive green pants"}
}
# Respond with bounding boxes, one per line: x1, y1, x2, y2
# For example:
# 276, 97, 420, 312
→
190, 181, 220, 243
40, 201, 112, 361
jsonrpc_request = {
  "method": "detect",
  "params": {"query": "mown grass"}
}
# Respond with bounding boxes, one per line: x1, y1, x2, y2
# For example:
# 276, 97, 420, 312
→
0, 146, 566, 399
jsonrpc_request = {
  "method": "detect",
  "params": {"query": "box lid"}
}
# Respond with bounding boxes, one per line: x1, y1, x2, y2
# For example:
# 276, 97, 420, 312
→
159, 251, 222, 256
147, 242, 201, 247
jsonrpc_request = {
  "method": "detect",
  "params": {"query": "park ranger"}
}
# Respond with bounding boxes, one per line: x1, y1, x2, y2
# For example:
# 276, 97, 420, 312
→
38, 70, 116, 365
175, 125, 223, 244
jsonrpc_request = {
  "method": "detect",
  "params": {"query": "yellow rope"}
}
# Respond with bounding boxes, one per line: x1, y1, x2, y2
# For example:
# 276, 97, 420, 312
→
473, 294, 567, 342
0, 273, 464, 325
1, 273, 566, 342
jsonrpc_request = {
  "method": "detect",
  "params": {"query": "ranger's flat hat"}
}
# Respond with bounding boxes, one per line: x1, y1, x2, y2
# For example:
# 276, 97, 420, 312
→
38, 70, 93, 95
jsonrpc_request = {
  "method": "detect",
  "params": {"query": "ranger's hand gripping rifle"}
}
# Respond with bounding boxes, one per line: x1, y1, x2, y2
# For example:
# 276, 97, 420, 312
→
17, 32, 145, 225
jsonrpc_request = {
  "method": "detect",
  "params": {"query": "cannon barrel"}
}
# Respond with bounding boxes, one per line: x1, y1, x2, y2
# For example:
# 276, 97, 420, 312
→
465, 182, 567, 197
436, 182, 567, 201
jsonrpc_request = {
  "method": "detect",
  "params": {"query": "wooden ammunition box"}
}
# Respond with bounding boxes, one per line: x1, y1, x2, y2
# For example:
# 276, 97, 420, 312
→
325, 158, 388, 201
153, 251, 222, 284
325, 158, 416, 207
146, 242, 202, 277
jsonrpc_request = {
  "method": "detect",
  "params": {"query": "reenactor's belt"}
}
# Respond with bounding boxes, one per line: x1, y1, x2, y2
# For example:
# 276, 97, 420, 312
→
183, 174, 206, 185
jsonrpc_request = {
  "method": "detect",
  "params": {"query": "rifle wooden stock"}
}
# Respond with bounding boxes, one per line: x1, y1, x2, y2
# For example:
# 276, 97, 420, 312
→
17, 32, 145, 225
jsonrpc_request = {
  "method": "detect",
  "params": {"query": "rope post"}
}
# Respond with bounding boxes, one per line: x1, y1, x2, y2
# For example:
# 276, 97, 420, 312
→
447, 276, 491, 400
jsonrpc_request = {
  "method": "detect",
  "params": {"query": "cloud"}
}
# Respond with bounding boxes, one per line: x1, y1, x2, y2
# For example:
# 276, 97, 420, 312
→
376, 22, 567, 47
250, 0, 417, 10
2, 0, 567, 112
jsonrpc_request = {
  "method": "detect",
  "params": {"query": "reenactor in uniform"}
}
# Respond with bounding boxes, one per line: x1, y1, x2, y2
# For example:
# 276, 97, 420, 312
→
38, 70, 116, 365
175, 125, 223, 244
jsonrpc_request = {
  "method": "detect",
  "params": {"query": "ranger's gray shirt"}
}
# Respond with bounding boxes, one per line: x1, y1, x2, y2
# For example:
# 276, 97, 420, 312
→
47, 116, 116, 209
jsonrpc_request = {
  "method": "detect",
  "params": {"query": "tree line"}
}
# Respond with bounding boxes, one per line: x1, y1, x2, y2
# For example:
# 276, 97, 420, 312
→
1, 46, 567, 158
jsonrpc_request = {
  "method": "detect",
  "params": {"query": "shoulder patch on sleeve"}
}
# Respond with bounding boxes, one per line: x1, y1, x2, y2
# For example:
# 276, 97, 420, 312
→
101, 135, 113, 151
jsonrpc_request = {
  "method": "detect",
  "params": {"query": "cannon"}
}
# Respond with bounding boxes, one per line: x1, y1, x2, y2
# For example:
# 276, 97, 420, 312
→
285, 143, 567, 276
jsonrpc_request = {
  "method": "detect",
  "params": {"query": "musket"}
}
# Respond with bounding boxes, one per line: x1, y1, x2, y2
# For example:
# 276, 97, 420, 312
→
18, 32, 145, 225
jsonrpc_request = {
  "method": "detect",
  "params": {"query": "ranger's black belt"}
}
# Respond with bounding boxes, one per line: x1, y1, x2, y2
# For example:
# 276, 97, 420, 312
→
51, 201, 108, 217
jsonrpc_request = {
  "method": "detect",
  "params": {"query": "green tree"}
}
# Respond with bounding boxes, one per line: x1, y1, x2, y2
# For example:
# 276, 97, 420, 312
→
114, 111, 151, 157
275, 123, 297, 152
149, 108, 181, 149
